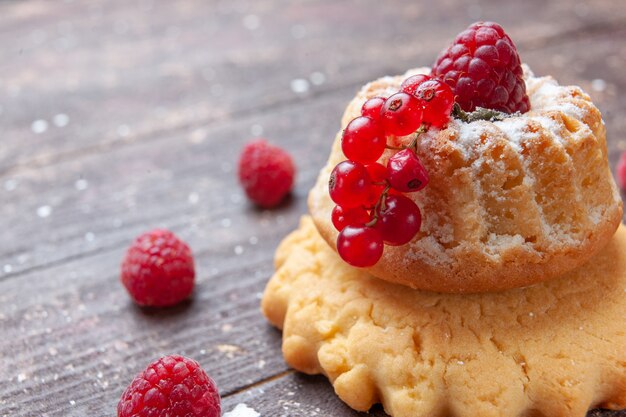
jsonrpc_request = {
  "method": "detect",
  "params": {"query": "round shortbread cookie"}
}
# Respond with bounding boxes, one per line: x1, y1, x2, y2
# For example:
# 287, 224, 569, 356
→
262, 217, 626, 417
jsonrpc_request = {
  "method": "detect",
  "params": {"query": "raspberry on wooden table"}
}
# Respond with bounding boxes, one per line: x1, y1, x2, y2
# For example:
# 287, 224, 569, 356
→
432, 21, 530, 114
117, 355, 220, 417
121, 229, 195, 307
238, 139, 295, 208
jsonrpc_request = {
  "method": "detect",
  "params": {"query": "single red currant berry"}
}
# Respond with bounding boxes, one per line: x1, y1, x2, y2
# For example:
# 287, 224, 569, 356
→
361, 97, 386, 121
400, 74, 432, 95
329, 161, 372, 208
387, 149, 429, 192
380, 92, 424, 137
341, 116, 386, 164
365, 162, 388, 205
414, 79, 454, 128
337, 225, 384, 267
331, 205, 370, 231
375, 194, 421, 245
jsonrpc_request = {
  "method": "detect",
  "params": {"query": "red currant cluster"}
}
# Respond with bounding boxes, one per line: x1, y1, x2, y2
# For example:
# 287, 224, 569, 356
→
328, 74, 454, 268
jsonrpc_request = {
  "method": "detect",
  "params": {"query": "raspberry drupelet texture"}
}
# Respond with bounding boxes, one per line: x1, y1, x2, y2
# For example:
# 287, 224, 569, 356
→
432, 21, 530, 114
121, 229, 195, 307
238, 139, 295, 208
117, 355, 220, 417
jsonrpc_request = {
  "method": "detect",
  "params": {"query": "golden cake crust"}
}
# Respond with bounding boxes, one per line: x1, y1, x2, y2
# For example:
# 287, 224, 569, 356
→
309, 66, 623, 292
262, 216, 626, 417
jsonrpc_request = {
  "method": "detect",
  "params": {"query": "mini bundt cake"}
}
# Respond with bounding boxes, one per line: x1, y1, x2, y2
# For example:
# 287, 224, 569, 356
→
309, 66, 623, 292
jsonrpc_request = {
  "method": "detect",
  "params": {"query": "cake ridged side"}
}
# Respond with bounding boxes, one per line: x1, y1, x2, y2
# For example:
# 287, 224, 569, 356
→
309, 66, 622, 292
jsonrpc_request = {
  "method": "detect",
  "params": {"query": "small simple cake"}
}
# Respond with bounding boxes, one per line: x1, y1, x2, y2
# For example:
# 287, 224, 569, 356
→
309, 65, 622, 292
264, 21, 626, 417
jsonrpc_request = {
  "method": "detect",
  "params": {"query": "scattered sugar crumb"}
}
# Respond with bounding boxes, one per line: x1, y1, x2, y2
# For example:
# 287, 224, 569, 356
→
4, 179, 18, 191
53, 113, 70, 127
190, 128, 207, 144
188, 192, 199, 204
223, 403, 260, 417
221, 323, 233, 333
290, 78, 309, 94
17, 373, 27, 382
117, 124, 130, 137
591, 79, 606, 92
234, 245, 244, 255
31, 119, 48, 134
250, 124, 263, 136
74, 179, 88, 190
216, 344, 241, 358
309, 72, 326, 85
37, 205, 52, 218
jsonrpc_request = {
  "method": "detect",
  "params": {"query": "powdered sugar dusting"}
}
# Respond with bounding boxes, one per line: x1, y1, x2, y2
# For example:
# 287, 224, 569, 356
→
223, 403, 260, 417
451, 67, 592, 159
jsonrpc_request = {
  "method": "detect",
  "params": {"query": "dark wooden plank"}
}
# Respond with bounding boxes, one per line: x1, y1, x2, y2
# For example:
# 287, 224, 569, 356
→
221, 372, 388, 417
0, 246, 288, 416
0, 87, 345, 278
0, 1, 625, 417
1, 0, 625, 175
220, 372, 626, 417
2, 27, 625, 280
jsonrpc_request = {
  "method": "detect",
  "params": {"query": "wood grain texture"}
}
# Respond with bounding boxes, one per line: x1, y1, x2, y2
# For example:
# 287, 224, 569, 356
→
0, 0, 625, 416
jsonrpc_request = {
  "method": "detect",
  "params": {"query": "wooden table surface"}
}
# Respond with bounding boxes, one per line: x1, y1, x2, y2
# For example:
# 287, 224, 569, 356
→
1, 1, 625, 416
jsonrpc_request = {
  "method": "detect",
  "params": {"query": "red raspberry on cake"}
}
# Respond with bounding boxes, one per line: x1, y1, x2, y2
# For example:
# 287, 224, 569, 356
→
117, 355, 220, 417
121, 229, 195, 307
238, 139, 295, 208
432, 21, 530, 114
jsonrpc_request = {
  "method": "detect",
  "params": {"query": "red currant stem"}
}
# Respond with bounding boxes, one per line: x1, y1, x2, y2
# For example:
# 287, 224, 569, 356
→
384, 124, 429, 152
365, 184, 391, 227
452, 102, 511, 123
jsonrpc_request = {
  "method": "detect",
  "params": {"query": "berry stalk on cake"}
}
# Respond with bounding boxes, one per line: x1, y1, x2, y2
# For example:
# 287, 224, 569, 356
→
310, 22, 623, 292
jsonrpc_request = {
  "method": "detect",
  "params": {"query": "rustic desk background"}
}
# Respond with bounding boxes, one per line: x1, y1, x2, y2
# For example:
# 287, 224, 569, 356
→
1, 1, 625, 416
